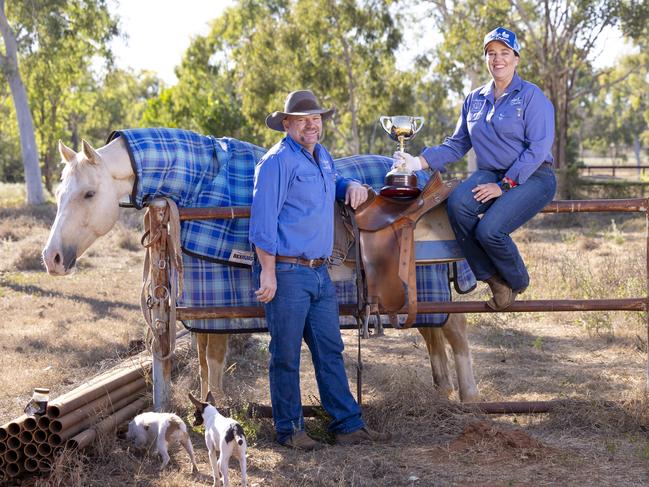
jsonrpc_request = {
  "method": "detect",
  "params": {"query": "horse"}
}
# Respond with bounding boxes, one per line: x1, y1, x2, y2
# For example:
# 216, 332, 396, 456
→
42, 134, 480, 403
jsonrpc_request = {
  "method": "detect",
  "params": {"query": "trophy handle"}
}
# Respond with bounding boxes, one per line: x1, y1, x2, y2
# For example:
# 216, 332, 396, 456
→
412, 117, 425, 135
379, 116, 393, 133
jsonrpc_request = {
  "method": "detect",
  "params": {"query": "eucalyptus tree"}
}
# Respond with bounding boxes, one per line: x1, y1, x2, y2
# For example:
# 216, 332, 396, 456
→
0, 0, 118, 198
583, 52, 649, 167
144, 0, 450, 157
420, 0, 649, 197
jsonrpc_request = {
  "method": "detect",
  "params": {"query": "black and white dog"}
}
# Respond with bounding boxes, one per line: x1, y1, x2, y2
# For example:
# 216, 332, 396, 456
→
189, 392, 247, 487
126, 411, 199, 473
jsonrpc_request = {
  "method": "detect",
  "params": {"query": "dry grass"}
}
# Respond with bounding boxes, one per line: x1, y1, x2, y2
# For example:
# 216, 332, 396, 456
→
2, 196, 649, 486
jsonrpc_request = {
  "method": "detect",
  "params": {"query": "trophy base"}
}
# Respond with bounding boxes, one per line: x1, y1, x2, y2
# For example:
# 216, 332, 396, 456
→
379, 185, 421, 199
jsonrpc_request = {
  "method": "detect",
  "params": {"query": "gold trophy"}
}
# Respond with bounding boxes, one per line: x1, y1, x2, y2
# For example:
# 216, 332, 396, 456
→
379, 115, 424, 198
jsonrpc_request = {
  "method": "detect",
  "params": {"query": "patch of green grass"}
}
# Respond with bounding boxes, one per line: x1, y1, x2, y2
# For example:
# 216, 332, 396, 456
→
303, 395, 334, 444
230, 403, 260, 445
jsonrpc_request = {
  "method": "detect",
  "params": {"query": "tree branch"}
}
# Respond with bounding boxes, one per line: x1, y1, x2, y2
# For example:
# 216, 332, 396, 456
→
571, 64, 640, 101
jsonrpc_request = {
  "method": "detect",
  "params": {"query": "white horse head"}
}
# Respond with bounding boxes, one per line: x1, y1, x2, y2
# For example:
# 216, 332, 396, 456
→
42, 138, 134, 275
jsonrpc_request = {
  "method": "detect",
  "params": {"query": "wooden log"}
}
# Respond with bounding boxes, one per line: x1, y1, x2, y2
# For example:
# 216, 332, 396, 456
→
148, 199, 172, 412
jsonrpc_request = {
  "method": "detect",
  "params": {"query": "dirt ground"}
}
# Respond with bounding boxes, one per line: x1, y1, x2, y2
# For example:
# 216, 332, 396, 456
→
2, 200, 649, 486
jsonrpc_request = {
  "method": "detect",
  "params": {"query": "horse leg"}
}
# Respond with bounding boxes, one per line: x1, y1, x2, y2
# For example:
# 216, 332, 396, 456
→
441, 314, 480, 402
195, 333, 210, 399
195, 333, 229, 400
205, 334, 228, 399
418, 327, 454, 398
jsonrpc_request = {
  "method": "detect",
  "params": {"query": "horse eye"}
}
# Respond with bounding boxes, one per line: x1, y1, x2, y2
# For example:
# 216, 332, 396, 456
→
84, 191, 95, 199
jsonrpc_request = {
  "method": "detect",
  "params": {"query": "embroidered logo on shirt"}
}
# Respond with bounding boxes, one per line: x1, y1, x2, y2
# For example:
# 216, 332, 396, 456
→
471, 100, 486, 112
510, 96, 523, 106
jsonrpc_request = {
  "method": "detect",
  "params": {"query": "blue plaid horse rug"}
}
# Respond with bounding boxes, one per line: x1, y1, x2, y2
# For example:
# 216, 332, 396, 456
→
108, 128, 476, 333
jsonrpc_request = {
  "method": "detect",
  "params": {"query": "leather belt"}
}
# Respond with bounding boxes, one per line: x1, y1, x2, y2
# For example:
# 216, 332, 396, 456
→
275, 256, 327, 268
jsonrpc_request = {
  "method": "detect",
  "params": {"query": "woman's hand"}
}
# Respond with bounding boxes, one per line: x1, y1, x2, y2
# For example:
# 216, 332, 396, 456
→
472, 182, 503, 203
392, 151, 425, 172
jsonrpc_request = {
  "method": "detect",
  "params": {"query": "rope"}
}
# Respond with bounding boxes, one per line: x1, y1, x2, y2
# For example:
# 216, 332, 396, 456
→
344, 204, 365, 406
140, 198, 184, 361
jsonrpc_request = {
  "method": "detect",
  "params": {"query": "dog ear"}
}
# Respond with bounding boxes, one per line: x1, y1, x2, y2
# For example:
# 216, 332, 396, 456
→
188, 392, 204, 409
205, 390, 216, 406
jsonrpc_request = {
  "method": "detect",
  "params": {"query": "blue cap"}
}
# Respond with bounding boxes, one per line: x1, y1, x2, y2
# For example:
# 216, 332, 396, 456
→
483, 27, 520, 55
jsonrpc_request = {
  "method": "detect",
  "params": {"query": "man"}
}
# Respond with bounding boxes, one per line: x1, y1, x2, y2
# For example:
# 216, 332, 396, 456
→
249, 89, 390, 450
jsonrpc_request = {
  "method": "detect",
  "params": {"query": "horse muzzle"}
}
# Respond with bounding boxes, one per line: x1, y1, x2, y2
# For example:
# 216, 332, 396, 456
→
42, 245, 77, 276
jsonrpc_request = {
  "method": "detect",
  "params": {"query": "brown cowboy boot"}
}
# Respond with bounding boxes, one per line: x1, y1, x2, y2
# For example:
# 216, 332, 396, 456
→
281, 431, 324, 451
335, 426, 391, 445
484, 275, 517, 311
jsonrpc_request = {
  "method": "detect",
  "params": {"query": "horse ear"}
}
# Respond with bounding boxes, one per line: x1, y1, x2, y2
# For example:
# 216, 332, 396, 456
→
81, 139, 100, 165
58, 140, 77, 164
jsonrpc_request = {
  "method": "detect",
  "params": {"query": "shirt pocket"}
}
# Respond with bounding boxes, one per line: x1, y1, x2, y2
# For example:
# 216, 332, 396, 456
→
292, 173, 323, 205
494, 108, 524, 137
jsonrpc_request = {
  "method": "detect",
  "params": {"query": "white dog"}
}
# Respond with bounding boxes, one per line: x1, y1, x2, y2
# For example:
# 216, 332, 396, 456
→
189, 391, 247, 487
126, 411, 199, 474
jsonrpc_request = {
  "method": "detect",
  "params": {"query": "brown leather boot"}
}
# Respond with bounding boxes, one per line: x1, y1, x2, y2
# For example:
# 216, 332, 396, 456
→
484, 275, 517, 311
335, 426, 391, 445
281, 431, 324, 450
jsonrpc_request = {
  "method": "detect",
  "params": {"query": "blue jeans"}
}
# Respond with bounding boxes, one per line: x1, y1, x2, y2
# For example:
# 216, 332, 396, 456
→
254, 262, 365, 443
446, 165, 556, 291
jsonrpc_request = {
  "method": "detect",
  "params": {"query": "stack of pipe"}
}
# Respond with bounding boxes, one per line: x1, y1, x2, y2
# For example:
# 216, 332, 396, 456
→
0, 356, 152, 483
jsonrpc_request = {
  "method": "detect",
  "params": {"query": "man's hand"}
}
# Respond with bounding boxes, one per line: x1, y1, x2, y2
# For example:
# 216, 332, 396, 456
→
392, 151, 424, 172
255, 267, 277, 303
472, 182, 503, 203
345, 182, 368, 209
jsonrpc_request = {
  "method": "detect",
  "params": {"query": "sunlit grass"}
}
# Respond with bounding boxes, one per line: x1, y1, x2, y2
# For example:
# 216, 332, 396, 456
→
0, 182, 56, 207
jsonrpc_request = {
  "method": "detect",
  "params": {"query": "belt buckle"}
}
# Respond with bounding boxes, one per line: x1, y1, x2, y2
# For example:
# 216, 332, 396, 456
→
308, 259, 318, 268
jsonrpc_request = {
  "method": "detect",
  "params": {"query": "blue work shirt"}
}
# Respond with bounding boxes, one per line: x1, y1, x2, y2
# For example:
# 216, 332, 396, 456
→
422, 72, 554, 184
249, 135, 355, 259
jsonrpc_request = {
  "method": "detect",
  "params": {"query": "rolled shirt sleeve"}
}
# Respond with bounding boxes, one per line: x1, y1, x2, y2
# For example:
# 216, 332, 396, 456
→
421, 98, 473, 171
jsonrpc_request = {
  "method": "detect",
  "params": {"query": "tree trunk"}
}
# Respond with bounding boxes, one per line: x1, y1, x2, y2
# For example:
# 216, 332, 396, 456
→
633, 134, 641, 176
0, 2, 45, 205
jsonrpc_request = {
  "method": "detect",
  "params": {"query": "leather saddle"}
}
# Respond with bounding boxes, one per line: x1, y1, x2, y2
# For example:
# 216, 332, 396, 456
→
332, 170, 459, 330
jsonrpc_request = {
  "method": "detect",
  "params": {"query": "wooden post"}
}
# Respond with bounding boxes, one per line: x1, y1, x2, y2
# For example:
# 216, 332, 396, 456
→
148, 199, 172, 411
646, 207, 649, 388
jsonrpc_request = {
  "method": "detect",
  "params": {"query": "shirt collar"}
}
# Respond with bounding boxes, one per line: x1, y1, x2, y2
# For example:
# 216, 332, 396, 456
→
479, 72, 523, 98
284, 134, 322, 159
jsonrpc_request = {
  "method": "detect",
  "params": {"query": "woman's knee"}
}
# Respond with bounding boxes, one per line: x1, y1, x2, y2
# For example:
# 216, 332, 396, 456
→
475, 220, 503, 246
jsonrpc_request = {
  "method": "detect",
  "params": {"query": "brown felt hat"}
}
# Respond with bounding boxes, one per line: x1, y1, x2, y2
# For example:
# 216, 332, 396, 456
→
265, 90, 335, 132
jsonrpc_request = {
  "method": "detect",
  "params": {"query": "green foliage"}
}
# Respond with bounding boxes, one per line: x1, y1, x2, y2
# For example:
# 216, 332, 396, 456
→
581, 52, 649, 162
143, 0, 456, 156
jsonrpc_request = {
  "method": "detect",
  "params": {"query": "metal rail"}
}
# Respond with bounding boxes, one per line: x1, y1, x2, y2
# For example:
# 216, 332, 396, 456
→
146, 197, 649, 411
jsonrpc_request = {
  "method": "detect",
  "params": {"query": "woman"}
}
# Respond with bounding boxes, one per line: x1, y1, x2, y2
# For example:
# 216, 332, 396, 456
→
394, 27, 556, 310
